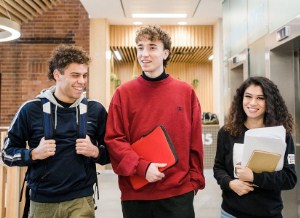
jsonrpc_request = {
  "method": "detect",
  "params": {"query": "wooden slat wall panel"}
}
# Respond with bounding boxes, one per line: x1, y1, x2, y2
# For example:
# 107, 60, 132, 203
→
18, 167, 27, 218
168, 62, 213, 112
112, 62, 213, 112
5, 167, 20, 218
110, 25, 213, 64
0, 131, 6, 218
0, 166, 6, 218
110, 45, 212, 64
162, 25, 213, 47
110, 25, 139, 47
114, 63, 136, 83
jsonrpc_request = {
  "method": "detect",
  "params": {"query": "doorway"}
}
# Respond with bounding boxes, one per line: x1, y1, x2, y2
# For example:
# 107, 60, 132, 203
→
269, 36, 300, 218
225, 49, 249, 120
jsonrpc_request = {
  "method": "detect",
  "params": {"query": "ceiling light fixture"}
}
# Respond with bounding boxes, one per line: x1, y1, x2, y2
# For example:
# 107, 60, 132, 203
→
0, 17, 21, 42
208, 55, 214, 61
133, 21, 143, 25
113, 50, 122, 61
0, 0, 21, 42
132, 13, 187, 19
178, 21, 187, 25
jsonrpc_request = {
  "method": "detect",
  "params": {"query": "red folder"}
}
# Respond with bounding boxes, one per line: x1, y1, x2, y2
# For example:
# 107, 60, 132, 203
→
130, 125, 178, 190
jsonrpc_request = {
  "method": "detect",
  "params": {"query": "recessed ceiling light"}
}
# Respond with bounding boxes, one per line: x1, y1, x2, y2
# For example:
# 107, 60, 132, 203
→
208, 55, 214, 61
178, 21, 187, 25
132, 13, 187, 18
133, 21, 143, 25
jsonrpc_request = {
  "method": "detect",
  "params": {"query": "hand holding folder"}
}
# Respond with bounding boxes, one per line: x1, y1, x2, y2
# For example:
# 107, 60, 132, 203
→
130, 125, 178, 190
246, 150, 281, 173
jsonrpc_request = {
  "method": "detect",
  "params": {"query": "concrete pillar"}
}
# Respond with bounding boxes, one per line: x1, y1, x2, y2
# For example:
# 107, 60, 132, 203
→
213, 18, 224, 126
89, 18, 111, 109
89, 18, 111, 170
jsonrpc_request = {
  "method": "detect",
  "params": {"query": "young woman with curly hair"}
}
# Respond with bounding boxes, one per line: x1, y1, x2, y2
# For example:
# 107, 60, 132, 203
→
213, 76, 297, 218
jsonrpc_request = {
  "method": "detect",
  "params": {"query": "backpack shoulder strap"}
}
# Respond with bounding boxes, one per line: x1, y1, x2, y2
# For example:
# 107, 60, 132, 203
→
41, 97, 88, 139
78, 98, 88, 138
41, 98, 54, 139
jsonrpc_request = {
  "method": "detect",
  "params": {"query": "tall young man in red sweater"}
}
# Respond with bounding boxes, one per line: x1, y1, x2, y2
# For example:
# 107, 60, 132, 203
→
105, 25, 205, 218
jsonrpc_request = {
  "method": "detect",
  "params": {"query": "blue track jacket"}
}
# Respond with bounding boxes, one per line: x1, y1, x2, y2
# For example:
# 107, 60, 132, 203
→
1, 86, 110, 203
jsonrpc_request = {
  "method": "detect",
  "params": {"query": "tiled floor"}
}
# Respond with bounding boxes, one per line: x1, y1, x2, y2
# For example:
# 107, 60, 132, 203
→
95, 169, 222, 218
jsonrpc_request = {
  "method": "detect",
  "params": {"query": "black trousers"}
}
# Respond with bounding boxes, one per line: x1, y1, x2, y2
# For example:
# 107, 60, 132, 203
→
121, 191, 195, 218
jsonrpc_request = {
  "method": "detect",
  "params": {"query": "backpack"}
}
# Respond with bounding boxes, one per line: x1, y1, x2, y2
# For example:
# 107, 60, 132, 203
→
20, 97, 98, 218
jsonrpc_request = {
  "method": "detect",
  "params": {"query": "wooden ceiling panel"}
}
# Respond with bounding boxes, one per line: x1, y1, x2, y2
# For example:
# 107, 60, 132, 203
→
0, 0, 61, 24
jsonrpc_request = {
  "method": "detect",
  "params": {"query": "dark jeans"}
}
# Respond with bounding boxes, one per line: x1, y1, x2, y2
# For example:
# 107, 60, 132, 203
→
121, 191, 195, 218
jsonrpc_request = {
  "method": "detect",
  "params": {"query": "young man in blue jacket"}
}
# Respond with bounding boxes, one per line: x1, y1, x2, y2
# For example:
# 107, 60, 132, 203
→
1, 44, 109, 218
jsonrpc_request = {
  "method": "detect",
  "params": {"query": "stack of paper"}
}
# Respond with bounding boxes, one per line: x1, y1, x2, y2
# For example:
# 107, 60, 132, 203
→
233, 125, 286, 175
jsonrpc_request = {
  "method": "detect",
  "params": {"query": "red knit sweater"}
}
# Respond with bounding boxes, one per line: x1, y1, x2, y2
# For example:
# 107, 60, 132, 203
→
105, 75, 205, 200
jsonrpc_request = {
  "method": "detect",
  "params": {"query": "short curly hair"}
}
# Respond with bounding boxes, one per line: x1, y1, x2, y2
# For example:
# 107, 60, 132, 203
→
48, 44, 91, 81
135, 25, 172, 68
225, 76, 294, 136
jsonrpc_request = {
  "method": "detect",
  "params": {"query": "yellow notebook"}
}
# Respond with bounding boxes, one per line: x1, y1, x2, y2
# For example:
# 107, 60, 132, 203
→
246, 150, 281, 173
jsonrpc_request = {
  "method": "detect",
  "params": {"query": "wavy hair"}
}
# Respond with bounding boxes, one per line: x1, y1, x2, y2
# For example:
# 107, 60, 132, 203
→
48, 44, 91, 81
224, 76, 294, 136
135, 25, 172, 68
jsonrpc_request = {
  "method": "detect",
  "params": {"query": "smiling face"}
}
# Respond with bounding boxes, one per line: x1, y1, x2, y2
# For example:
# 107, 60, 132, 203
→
243, 84, 266, 124
136, 38, 170, 78
54, 63, 88, 103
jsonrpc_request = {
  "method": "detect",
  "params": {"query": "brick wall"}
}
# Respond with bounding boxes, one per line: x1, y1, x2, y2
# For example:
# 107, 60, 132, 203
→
0, 0, 89, 126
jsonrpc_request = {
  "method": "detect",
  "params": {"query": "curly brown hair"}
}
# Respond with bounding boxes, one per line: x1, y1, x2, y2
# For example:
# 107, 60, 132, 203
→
135, 25, 172, 68
48, 44, 91, 81
224, 76, 294, 136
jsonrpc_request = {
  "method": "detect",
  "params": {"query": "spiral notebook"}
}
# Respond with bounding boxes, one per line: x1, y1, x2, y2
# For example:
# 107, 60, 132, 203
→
130, 125, 178, 190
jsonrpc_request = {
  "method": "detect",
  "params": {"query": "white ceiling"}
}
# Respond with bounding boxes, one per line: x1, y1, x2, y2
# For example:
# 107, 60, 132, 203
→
80, 0, 223, 25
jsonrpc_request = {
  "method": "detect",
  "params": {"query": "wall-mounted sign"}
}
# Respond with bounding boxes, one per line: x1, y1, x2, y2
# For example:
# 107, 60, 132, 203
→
232, 56, 239, 64
202, 133, 213, 145
276, 26, 290, 41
